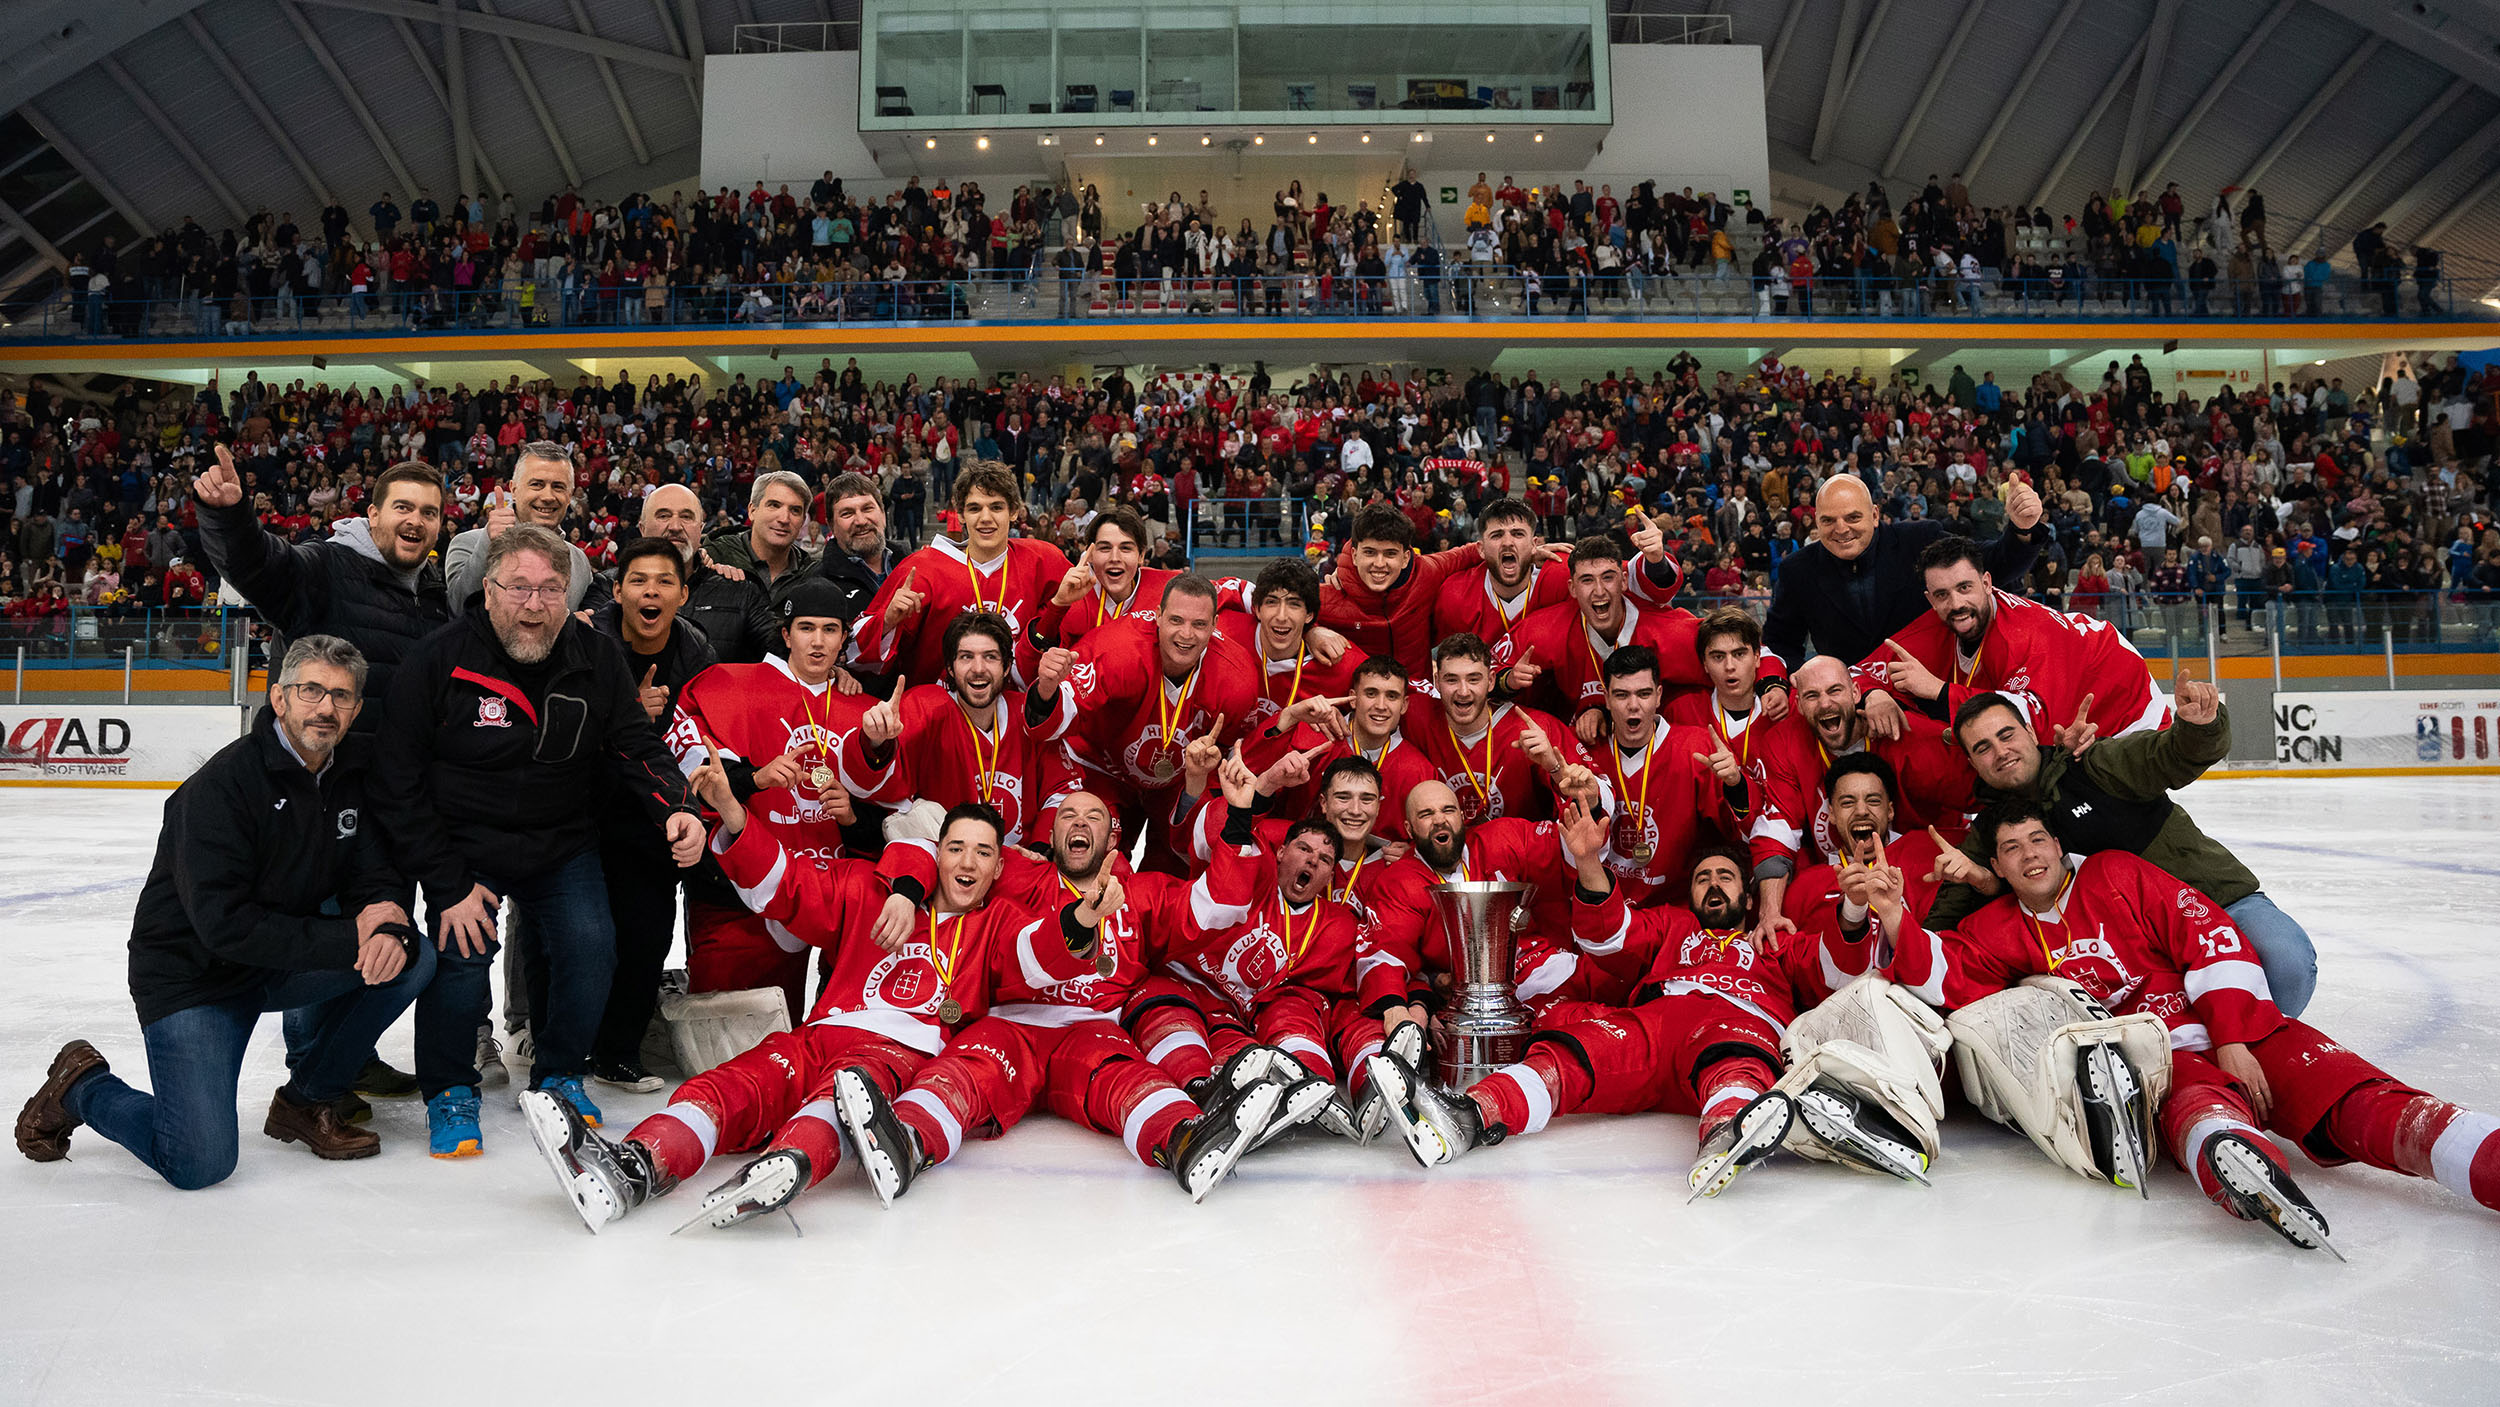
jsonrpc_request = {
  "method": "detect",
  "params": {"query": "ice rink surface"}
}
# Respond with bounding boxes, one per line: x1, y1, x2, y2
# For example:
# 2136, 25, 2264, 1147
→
3, 778, 2497, 1406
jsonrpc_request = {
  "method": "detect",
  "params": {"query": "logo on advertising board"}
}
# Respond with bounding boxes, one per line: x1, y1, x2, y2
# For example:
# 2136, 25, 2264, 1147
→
0, 716, 134, 777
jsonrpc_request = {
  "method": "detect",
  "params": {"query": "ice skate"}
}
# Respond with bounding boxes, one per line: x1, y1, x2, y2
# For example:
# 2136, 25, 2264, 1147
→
1248, 1074, 1336, 1151
674, 1149, 811, 1233
521, 1088, 672, 1234
1686, 1090, 1795, 1202
1348, 1022, 1424, 1146
833, 1066, 922, 1210
2200, 1130, 2344, 1260
2077, 1043, 2152, 1198
1793, 1079, 1932, 1186
1368, 1051, 1489, 1168
1164, 1078, 1286, 1202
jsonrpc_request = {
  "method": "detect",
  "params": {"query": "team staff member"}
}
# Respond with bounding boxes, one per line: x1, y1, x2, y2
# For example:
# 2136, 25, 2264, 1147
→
374, 525, 704, 1159
16, 637, 432, 1186
1760, 473, 2044, 671
443, 441, 605, 612
587, 538, 721, 1091
637, 483, 777, 664
808, 473, 897, 664
702, 469, 819, 598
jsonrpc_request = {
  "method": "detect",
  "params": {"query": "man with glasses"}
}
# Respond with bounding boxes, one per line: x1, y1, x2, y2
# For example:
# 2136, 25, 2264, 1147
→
374, 525, 704, 1159
16, 637, 432, 1186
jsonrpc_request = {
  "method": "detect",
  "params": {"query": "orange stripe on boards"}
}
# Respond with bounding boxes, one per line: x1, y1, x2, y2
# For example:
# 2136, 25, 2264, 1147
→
2208, 653, 2500, 679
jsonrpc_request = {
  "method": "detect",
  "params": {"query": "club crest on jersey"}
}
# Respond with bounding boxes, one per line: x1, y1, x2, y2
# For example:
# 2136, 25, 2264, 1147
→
1681, 931, 1757, 969
865, 946, 944, 1015
1215, 928, 1285, 1006
1122, 725, 1184, 780
2175, 890, 2211, 921
1070, 661, 1099, 694
475, 696, 511, 728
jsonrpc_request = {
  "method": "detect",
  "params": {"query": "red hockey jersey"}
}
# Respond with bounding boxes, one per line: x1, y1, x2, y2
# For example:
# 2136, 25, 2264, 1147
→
1402, 694, 1604, 823
666, 657, 873, 862
1431, 559, 1572, 674
1031, 614, 1258, 800
1569, 882, 1865, 1032
1861, 588, 2167, 745
857, 683, 1053, 846
1166, 826, 1358, 1018
851, 535, 1070, 689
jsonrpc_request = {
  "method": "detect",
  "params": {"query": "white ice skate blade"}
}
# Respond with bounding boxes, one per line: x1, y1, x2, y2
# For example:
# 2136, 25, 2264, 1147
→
1686, 1096, 1794, 1203
1796, 1090, 1932, 1187
672, 1156, 802, 1234
836, 1069, 906, 1211
519, 1090, 614, 1235
1186, 1081, 1284, 1203
2210, 1136, 2346, 1262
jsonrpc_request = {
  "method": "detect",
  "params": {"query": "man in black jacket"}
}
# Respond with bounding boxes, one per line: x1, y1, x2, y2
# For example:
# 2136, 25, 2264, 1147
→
636, 483, 775, 663
805, 471, 896, 690
374, 525, 704, 1159
192, 447, 449, 729
15, 636, 431, 1187
1760, 472, 2045, 682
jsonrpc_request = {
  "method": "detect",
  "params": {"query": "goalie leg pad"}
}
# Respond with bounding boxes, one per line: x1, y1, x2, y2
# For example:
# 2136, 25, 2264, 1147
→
1944, 975, 2171, 1186
1776, 977, 1951, 1169
658, 985, 796, 1077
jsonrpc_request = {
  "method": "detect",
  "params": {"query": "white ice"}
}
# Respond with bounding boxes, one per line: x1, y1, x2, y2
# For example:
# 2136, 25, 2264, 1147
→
3, 778, 2497, 1406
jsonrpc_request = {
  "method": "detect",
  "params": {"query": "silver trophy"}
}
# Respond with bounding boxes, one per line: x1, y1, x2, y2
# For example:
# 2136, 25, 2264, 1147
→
1429, 880, 1535, 1092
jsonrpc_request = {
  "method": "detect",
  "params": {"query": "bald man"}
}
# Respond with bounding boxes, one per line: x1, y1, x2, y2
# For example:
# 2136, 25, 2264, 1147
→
1760, 472, 2045, 669
638, 484, 777, 664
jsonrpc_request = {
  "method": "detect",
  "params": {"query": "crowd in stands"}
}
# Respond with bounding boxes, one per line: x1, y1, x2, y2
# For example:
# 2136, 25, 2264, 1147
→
44, 166, 2468, 335
4, 345, 2496, 648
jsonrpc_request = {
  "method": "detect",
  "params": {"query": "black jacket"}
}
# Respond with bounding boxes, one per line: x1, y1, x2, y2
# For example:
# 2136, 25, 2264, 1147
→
678, 563, 777, 665
373, 608, 695, 914
591, 605, 719, 861
197, 499, 451, 730
1761, 519, 2044, 667
127, 712, 409, 1027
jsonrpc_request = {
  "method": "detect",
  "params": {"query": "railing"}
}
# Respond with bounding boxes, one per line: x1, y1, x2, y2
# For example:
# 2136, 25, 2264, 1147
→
16, 263, 2475, 342
1184, 497, 1318, 562
730, 21, 860, 54
3, 606, 256, 669
1609, 11, 1735, 44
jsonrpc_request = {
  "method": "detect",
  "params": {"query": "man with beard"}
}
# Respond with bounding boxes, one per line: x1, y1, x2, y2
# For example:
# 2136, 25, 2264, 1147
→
853, 612, 1064, 847
1122, 748, 1348, 1135
1431, 497, 1571, 672
664, 579, 877, 1017
1863, 536, 2164, 746
444, 441, 603, 613
585, 538, 719, 1091
854, 464, 1066, 691
1026, 575, 1258, 870
1024, 508, 1175, 654
806, 472, 895, 669
1580, 645, 1748, 917
1753, 655, 1977, 897
1760, 472, 2044, 675
1883, 801, 2500, 1253
1404, 632, 1606, 824
523, 784, 1118, 1232
375, 525, 703, 1158
857, 791, 1288, 1202
1931, 682, 2317, 1016
1373, 803, 1933, 1198
1506, 536, 1776, 747
636, 483, 777, 664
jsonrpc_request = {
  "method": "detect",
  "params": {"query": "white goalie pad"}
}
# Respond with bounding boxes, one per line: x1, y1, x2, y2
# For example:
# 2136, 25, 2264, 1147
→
1945, 975, 2171, 1183
658, 985, 793, 1076
1774, 976, 1952, 1165
884, 799, 946, 843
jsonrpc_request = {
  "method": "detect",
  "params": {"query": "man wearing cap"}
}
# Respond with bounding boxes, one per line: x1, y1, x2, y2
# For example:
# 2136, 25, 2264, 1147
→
660, 577, 881, 1020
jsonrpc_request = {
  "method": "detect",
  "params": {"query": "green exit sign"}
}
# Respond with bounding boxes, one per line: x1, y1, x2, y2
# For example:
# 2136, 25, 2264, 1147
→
1732, 188, 1752, 205
1440, 187, 1458, 203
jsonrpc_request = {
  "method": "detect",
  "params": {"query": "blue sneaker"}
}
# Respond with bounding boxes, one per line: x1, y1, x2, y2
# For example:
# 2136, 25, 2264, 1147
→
428, 1086, 483, 1159
535, 1075, 602, 1130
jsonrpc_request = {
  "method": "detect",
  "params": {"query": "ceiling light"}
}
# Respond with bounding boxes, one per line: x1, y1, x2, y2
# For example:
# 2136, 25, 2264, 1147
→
975, 135, 989, 150
923, 137, 936, 149
1093, 133, 1104, 145
1485, 131, 1496, 142
1533, 131, 1545, 143
1200, 133, 1211, 146
1147, 133, 1158, 145
1253, 134, 1265, 145
1361, 131, 1372, 143
1413, 131, 1426, 141
1308, 133, 1318, 144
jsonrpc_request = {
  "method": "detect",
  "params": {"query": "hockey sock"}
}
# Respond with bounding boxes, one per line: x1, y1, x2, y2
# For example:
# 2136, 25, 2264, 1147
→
1340, 1034, 1384, 1094
772, 1097, 848, 1188
1693, 1055, 1780, 1145
1131, 1003, 1217, 1087
1088, 1057, 1197, 1168
893, 1087, 964, 1166
1128, 1091, 1197, 1168
2166, 1100, 2278, 1206
1467, 1047, 1577, 1136
2327, 1085, 2500, 1211
1271, 1035, 1336, 1084
626, 1102, 721, 1183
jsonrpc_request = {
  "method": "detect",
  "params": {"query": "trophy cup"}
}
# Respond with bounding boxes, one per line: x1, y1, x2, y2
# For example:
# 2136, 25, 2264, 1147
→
1429, 880, 1535, 1092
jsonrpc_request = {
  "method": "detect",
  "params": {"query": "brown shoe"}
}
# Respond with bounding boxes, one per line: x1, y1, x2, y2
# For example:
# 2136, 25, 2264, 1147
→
265, 1086, 381, 1160
16, 1040, 107, 1162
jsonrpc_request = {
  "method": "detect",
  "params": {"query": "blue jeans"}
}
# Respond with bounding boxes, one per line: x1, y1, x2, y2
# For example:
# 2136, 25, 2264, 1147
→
66, 949, 436, 1190
2225, 891, 2316, 1018
414, 849, 614, 1097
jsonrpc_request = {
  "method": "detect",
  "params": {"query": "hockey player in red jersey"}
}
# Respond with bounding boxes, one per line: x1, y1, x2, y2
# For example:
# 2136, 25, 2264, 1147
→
1778, 754, 1949, 946
1860, 535, 2167, 749
1318, 504, 1525, 672
1027, 575, 1258, 869
1125, 748, 1353, 1131
829, 790, 1290, 1203
1430, 497, 1571, 673
1887, 800, 2500, 1252
1373, 801, 1932, 1196
520, 752, 1117, 1233
1582, 643, 1749, 916
1504, 535, 1715, 745
1755, 655, 1978, 894
1022, 507, 1177, 655
850, 463, 1069, 690
664, 578, 875, 1015
1404, 632, 1606, 824
1232, 558, 1361, 773
1289, 655, 1441, 839
850, 612, 1059, 847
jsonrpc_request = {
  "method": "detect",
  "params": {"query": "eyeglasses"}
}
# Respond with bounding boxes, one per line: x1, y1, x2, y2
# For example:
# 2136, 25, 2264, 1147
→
490, 579, 566, 604
286, 682, 359, 709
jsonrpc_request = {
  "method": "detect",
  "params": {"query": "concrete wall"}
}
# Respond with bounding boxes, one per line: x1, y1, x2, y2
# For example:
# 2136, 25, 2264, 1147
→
699, 52, 885, 192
